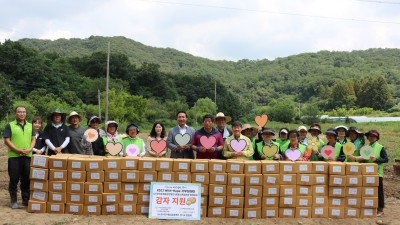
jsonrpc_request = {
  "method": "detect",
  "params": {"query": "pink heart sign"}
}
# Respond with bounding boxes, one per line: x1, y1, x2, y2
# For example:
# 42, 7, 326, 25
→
126, 144, 140, 157
321, 145, 335, 159
105, 142, 123, 156
200, 136, 216, 149
230, 139, 247, 152
150, 140, 167, 154
285, 149, 301, 161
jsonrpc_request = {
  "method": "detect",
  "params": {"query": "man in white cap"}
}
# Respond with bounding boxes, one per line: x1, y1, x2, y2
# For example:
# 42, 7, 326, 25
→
297, 125, 308, 146
214, 112, 232, 141
67, 111, 86, 154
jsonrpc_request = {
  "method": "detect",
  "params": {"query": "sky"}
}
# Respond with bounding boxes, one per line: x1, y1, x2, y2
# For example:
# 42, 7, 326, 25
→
1, 0, 400, 61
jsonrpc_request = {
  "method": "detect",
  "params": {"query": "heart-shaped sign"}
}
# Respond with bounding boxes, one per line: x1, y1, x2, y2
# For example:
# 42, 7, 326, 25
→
343, 142, 355, 155
307, 137, 321, 151
230, 139, 247, 152
105, 142, 123, 156
175, 133, 191, 146
321, 145, 335, 159
255, 114, 268, 127
200, 136, 216, 149
360, 146, 374, 160
126, 144, 140, 156
263, 145, 278, 157
84, 128, 99, 142
285, 149, 301, 161
150, 140, 167, 154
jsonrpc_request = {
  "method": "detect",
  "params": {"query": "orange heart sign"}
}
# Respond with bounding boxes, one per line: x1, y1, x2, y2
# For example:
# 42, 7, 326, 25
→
255, 114, 268, 127
106, 142, 123, 156
84, 128, 99, 142
263, 145, 278, 157
343, 142, 355, 155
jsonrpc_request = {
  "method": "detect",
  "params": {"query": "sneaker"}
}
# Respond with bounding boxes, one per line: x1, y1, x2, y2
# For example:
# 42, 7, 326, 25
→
11, 202, 20, 209
377, 212, 384, 217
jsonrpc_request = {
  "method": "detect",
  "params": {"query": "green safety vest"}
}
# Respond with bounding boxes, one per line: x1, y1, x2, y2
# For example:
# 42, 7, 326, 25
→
366, 142, 384, 177
103, 135, 124, 156
281, 143, 307, 158
122, 137, 144, 155
255, 141, 280, 160
322, 142, 342, 162
8, 120, 33, 158
309, 137, 325, 161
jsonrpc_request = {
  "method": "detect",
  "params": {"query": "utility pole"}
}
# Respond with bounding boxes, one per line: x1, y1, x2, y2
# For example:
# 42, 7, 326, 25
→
98, 89, 101, 119
105, 41, 110, 122
214, 81, 217, 109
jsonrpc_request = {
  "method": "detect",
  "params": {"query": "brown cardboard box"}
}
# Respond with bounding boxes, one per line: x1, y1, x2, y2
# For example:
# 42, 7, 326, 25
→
263, 185, 280, 197
86, 171, 104, 182
49, 169, 67, 181
172, 159, 191, 172
362, 187, 378, 197
263, 174, 280, 185
329, 162, 345, 175
227, 174, 245, 186
313, 185, 328, 196
103, 157, 122, 170
296, 161, 313, 174
360, 208, 377, 218
66, 193, 84, 204
103, 193, 120, 204
121, 157, 139, 170
279, 161, 296, 174
174, 172, 192, 183
83, 205, 101, 215
201, 206, 207, 217
137, 193, 150, 204
313, 196, 328, 206
226, 196, 244, 208
30, 180, 48, 191
227, 185, 245, 197
262, 207, 279, 218
280, 174, 297, 185
157, 172, 175, 182
296, 196, 312, 207
29, 167, 48, 180
156, 158, 174, 171
345, 162, 362, 175
345, 197, 361, 208
118, 204, 136, 215
329, 197, 345, 207
67, 158, 86, 171
120, 193, 138, 204
121, 183, 139, 193
297, 186, 312, 196
226, 160, 244, 174
329, 187, 346, 198
30, 155, 49, 168
209, 160, 227, 173
121, 170, 139, 183
363, 175, 379, 187
296, 207, 312, 218
49, 181, 66, 193
84, 182, 103, 194
65, 203, 83, 215
209, 184, 226, 196
84, 194, 102, 204
361, 197, 378, 208
279, 196, 296, 207
225, 208, 243, 218
262, 197, 279, 207
68, 171, 86, 182
280, 185, 296, 196
245, 186, 263, 197
279, 207, 295, 218
344, 207, 360, 218
297, 174, 314, 186
312, 207, 328, 218
208, 206, 225, 217
346, 187, 362, 197
245, 197, 262, 208
261, 161, 280, 174
209, 195, 226, 207
313, 174, 328, 185
139, 171, 157, 182
46, 202, 65, 214
67, 182, 84, 193
312, 161, 329, 174
362, 163, 378, 175
347, 175, 363, 187
210, 173, 227, 185
201, 196, 208, 206
245, 174, 263, 186
244, 161, 261, 174
191, 160, 209, 173
27, 200, 46, 213
103, 182, 121, 193
85, 158, 103, 171
244, 207, 261, 219
49, 156, 68, 170
201, 184, 209, 196
30, 190, 48, 202
192, 173, 210, 184
329, 175, 346, 187
105, 170, 122, 182
136, 204, 149, 215
329, 207, 344, 219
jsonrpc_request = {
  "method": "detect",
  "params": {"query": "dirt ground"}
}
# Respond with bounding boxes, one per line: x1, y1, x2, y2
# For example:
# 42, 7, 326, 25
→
0, 139, 399, 225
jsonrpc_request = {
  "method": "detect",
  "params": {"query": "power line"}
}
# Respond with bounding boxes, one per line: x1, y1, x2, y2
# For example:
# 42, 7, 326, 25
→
352, 0, 400, 5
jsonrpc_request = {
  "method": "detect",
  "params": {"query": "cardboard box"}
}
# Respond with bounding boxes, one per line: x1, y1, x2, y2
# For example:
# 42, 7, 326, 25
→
313, 174, 328, 185
103, 182, 121, 193
312, 207, 328, 218
84, 182, 103, 194
136, 204, 149, 215
104, 157, 122, 170
296, 196, 312, 207
210, 173, 227, 185
86, 171, 104, 183
346, 187, 362, 197
345, 197, 361, 208
279, 161, 295, 174
313, 185, 328, 196
244, 207, 261, 219
138, 158, 157, 171
139, 171, 157, 182
280, 185, 296, 196
191, 160, 209, 173
192, 173, 210, 184
65, 203, 83, 215
120, 193, 138, 204
263, 185, 280, 197
226, 160, 244, 174
244, 161, 261, 174
312, 161, 329, 174
261, 161, 280, 174
103, 193, 120, 204
84, 194, 102, 204
105, 170, 121, 182
361, 197, 378, 208
46, 202, 65, 214
329, 187, 346, 197
157, 172, 174, 182
27, 200, 46, 213
313, 196, 328, 206
329, 207, 344, 219
209, 160, 227, 173
347, 175, 363, 187
118, 204, 136, 215
245, 174, 263, 186
208, 206, 225, 217
201, 196, 208, 206
329, 175, 346, 187
262, 197, 279, 207
174, 172, 192, 183
67, 182, 84, 193
49, 181, 66, 193
362, 163, 378, 175
262, 207, 279, 218
345, 162, 362, 175
344, 207, 360, 218
121, 157, 139, 170
280, 174, 297, 185
226, 196, 244, 208
297, 186, 312, 196
279, 196, 296, 207
201, 184, 209, 196
30, 155, 49, 168
172, 159, 191, 172
83, 205, 101, 216
67, 158, 86, 171
329, 197, 345, 207
362, 187, 378, 197
209, 195, 226, 207
297, 174, 314, 186
85, 158, 103, 171
227, 174, 245, 186
209, 184, 226, 196
279, 207, 295, 218
156, 158, 174, 171
29, 167, 48, 180
49, 156, 68, 170
360, 208, 377, 218
263, 174, 280, 185
201, 206, 207, 217
329, 162, 345, 175
296, 207, 312, 218
245, 186, 263, 197
121, 170, 139, 183
296, 161, 312, 174
227, 185, 244, 197
225, 208, 243, 218
30, 180, 48, 191
245, 197, 262, 208
48, 191, 66, 203
137, 193, 150, 204
121, 183, 139, 193
68, 171, 86, 182
30, 190, 48, 202
363, 175, 379, 187
67, 193, 84, 204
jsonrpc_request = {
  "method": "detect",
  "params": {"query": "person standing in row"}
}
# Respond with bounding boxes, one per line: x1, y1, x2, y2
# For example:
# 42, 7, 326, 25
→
32, 116, 46, 155
167, 111, 196, 159
122, 123, 145, 157
223, 121, 254, 160
67, 111, 86, 154
43, 109, 70, 155
146, 122, 169, 157
103, 121, 123, 156
82, 116, 106, 155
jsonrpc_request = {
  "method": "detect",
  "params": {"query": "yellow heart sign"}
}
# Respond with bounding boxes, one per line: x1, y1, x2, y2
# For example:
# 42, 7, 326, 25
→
343, 142, 355, 155
263, 145, 278, 157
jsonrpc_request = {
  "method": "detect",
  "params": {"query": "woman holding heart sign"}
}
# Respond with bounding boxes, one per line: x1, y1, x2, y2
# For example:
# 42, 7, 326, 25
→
145, 122, 169, 158
279, 130, 308, 161
122, 123, 145, 157
346, 127, 365, 162
253, 128, 281, 160
223, 121, 254, 160
102, 121, 124, 156
319, 129, 345, 162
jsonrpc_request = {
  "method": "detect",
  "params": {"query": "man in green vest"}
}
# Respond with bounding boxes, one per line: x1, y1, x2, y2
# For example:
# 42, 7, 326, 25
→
3, 106, 36, 209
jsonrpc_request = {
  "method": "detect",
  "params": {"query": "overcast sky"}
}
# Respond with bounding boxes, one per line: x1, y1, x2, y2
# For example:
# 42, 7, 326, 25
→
1, 0, 400, 61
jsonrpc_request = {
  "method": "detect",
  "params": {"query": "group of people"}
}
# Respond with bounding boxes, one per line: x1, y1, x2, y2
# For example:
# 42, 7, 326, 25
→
3, 106, 387, 217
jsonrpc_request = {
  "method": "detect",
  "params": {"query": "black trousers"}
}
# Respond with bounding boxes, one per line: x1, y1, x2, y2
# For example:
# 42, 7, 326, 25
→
378, 176, 384, 210
8, 157, 31, 202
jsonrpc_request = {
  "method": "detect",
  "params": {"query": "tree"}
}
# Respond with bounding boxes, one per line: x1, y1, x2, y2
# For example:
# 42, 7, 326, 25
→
302, 103, 320, 124
357, 76, 393, 110
187, 98, 217, 126
268, 98, 296, 123
329, 80, 357, 109
0, 73, 13, 117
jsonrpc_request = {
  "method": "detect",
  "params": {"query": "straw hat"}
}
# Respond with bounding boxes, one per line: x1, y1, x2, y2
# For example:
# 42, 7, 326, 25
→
241, 124, 258, 138
67, 111, 82, 124
214, 112, 232, 123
